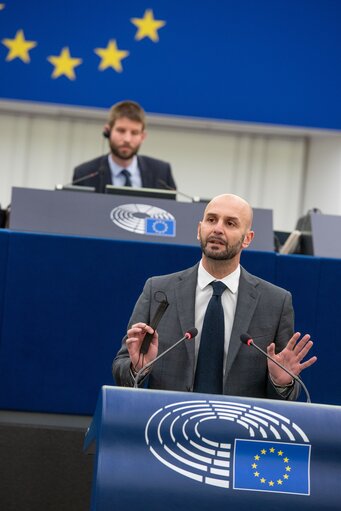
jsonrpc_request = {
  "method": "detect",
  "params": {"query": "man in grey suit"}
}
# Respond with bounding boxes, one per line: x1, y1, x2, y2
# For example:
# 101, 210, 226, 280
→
72, 100, 176, 193
112, 194, 316, 400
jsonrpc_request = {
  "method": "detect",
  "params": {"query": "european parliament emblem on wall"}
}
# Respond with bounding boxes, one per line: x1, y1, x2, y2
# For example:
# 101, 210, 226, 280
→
110, 203, 176, 237
145, 400, 311, 495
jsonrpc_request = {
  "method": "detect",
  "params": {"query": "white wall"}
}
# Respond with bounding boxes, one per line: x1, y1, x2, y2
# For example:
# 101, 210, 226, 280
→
2, 101, 339, 233
304, 136, 341, 216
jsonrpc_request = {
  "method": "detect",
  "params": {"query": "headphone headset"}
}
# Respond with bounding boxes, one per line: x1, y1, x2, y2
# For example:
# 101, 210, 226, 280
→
102, 128, 110, 139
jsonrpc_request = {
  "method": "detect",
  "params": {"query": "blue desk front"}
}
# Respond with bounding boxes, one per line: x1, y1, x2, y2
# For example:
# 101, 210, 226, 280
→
0, 230, 339, 414
84, 386, 341, 511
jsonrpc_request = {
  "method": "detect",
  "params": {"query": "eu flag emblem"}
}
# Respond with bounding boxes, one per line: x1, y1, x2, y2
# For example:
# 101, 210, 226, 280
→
233, 439, 311, 495
145, 218, 176, 237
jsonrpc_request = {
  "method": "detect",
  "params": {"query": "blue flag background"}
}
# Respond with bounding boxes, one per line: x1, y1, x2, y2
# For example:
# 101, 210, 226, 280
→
233, 439, 311, 495
1, 0, 341, 129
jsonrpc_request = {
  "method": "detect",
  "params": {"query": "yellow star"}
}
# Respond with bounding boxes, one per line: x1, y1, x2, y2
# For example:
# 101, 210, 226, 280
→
277, 479, 283, 485
0, 4, 5, 10
285, 465, 291, 472
2, 29, 37, 63
261, 449, 267, 455
283, 474, 289, 479
278, 450, 283, 456
269, 480, 275, 487
254, 455, 260, 460
251, 463, 257, 469
260, 478, 266, 483
253, 471, 260, 477
283, 457, 289, 463
269, 447, 275, 453
47, 47, 82, 80
94, 40, 129, 72
131, 9, 166, 42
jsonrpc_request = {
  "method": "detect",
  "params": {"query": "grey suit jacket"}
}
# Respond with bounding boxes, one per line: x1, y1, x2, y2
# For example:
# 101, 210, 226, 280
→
72, 154, 176, 193
112, 264, 299, 400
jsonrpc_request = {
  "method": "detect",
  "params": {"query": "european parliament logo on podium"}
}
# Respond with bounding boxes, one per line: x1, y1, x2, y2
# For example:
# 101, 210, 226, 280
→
145, 399, 311, 496
110, 203, 176, 237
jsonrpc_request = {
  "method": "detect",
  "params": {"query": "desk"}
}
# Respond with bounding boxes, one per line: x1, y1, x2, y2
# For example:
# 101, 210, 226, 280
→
0, 230, 339, 414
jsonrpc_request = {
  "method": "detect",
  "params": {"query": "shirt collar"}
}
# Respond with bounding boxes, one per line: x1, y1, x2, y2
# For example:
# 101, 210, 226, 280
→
108, 154, 138, 178
198, 260, 240, 294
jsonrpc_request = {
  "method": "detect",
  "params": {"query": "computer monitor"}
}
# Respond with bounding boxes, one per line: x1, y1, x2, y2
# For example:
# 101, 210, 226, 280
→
105, 185, 177, 200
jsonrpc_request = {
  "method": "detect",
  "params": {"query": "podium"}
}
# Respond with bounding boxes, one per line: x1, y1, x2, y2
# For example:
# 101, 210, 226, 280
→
84, 386, 341, 510
9, 187, 274, 251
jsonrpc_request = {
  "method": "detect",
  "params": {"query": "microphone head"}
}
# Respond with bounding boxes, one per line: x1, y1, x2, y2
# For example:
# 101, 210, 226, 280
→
240, 333, 252, 345
185, 327, 198, 339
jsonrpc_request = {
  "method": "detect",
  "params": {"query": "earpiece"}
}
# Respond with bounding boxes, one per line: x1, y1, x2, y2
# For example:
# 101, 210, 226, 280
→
102, 128, 110, 139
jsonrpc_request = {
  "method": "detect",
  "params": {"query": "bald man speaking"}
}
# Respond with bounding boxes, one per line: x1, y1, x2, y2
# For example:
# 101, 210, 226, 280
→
112, 194, 316, 400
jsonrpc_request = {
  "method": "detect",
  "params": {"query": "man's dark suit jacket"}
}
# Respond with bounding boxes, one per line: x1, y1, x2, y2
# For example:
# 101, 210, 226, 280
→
73, 154, 176, 193
112, 264, 299, 401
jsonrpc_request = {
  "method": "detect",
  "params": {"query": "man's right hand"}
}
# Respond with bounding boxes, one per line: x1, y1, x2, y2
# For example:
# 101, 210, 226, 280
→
125, 322, 159, 371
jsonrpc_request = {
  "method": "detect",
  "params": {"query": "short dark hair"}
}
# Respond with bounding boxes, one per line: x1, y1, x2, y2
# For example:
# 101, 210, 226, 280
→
107, 100, 146, 129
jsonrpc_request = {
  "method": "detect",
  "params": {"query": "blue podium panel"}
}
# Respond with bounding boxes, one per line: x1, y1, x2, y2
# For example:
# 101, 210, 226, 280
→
85, 387, 341, 511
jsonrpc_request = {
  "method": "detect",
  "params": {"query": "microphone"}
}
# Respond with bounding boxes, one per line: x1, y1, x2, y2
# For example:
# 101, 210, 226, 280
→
56, 160, 107, 192
55, 170, 100, 190
240, 333, 311, 403
133, 327, 198, 388
157, 179, 202, 203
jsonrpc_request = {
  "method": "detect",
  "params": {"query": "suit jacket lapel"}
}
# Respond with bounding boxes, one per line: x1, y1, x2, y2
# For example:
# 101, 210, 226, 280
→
138, 156, 153, 188
98, 156, 112, 192
174, 264, 199, 370
224, 268, 260, 379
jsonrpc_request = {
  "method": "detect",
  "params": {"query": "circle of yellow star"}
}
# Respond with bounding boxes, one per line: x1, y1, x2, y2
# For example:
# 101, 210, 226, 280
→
131, 9, 166, 42
94, 40, 129, 72
2, 29, 37, 63
47, 47, 82, 80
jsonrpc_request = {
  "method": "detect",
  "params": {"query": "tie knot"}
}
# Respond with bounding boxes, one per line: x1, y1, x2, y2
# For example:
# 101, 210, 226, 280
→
210, 281, 227, 296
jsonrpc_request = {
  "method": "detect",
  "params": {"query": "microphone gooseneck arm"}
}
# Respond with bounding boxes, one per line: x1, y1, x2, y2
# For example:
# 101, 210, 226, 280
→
240, 334, 311, 403
157, 179, 201, 202
133, 328, 198, 389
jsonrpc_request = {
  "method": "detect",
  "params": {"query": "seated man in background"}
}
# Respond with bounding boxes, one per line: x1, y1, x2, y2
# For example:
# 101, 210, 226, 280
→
73, 100, 176, 193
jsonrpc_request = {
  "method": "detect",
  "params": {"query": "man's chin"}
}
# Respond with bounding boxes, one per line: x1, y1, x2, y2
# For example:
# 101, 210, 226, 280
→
204, 248, 230, 261
116, 151, 136, 160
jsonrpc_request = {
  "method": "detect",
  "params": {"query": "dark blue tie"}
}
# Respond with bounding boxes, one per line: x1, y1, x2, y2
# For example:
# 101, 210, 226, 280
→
194, 281, 227, 395
120, 169, 132, 187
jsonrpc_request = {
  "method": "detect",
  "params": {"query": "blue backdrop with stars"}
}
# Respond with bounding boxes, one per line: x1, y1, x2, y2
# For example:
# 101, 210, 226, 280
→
1, 0, 341, 129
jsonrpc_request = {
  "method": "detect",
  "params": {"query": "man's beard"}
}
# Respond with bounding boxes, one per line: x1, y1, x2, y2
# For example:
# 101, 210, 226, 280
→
110, 141, 140, 160
200, 235, 245, 261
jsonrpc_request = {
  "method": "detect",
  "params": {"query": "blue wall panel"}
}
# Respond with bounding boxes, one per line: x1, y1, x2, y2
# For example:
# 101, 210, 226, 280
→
1, 1, 341, 129
0, 230, 339, 414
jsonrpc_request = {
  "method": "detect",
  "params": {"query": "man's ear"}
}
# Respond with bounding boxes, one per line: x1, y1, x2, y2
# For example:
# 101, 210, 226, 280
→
242, 230, 254, 249
197, 221, 202, 241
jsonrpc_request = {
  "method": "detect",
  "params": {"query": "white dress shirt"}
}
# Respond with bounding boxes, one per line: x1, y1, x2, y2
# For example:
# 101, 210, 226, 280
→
108, 155, 142, 188
195, 261, 240, 374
